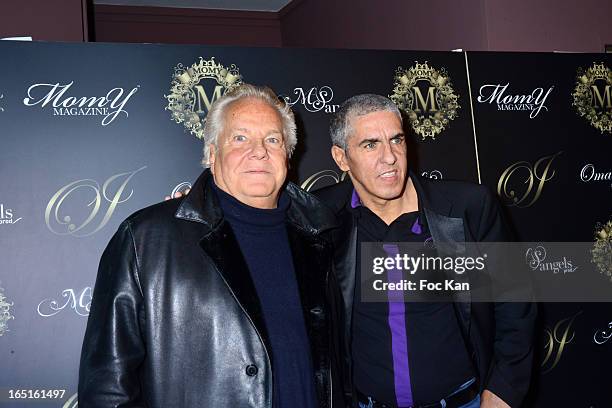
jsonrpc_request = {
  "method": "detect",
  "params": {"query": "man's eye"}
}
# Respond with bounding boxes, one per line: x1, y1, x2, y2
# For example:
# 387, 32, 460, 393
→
364, 142, 376, 149
233, 135, 247, 142
266, 137, 280, 144
391, 136, 404, 144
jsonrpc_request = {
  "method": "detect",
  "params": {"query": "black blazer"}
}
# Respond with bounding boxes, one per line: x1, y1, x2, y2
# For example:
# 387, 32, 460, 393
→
314, 173, 537, 408
79, 169, 343, 408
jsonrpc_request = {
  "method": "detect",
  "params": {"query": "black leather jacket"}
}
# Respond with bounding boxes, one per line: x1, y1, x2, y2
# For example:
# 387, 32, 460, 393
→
79, 169, 342, 408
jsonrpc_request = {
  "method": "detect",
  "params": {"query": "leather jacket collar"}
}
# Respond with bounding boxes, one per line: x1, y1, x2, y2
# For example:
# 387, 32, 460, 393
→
175, 169, 339, 235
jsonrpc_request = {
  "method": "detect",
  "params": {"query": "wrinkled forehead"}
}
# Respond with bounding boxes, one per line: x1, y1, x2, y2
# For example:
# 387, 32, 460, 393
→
223, 97, 284, 133
346, 109, 403, 140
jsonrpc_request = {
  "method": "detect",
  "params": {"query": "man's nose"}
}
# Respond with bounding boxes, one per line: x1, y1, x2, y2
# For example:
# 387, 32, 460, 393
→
380, 141, 397, 165
249, 138, 269, 159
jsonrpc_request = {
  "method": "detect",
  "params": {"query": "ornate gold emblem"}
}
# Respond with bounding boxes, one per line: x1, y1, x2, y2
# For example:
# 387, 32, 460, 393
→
390, 61, 460, 140
0, 282, 14, 336
592, 219, 612, 281
165, 57, 243, 139
572, 62, 612, 134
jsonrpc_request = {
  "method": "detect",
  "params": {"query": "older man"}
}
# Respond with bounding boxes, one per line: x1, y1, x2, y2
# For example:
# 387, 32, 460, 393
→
314, 94, 536, 408
79, 84, 341, 408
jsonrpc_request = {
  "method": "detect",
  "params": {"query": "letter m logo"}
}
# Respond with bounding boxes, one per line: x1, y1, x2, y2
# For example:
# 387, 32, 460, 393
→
194, 84, 224, 114
591, 85, 612, 109
412, 85, 438, 113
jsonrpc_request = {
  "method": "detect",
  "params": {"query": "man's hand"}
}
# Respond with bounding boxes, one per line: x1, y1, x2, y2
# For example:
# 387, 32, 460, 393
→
480, 390, 510, 408
164, 188, 190, 201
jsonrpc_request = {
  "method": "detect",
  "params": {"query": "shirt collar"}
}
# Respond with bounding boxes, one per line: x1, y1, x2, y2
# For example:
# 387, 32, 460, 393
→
350, 188, 424, 235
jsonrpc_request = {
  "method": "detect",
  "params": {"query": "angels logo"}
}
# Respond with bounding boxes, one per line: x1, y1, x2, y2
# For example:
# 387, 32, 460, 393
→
525, 245, 578, 274
0, 203, 22, 225
390, 61, 460, 140
165, 57, 243, 139
573, 62, 612, 134
0, 282, 14, 336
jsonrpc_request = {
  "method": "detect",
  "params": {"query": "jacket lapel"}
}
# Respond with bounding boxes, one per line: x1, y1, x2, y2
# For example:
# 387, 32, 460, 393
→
176, 169, 339, 379
333, 209, 357, 372
415, 174, 472, 340
199, 224, 273, 363
176, 170, 274, 361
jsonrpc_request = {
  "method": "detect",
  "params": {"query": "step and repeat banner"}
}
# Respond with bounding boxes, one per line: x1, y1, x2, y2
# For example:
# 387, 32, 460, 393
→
0, 41, 610, 407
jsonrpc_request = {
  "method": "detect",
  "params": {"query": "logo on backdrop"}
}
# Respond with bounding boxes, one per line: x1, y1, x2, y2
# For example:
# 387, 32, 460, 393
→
22, 81, 139, 126
165, 57, 243, 140
62, 393, 78, 408
594, 320, 612, 345
525, 245, 578, 274
37, 287, 92, 317
0, 204, 22, 225
579, 163, 612, 188
572, 62, 612, 134
542, 311, 581, 373
476, 83, 553, 118
0, 282, 14, 336
390, 61, 460, 140
300, 170, 347, 192
497, 151, 562, 207
282, 86, 339, 113
170, 181, 192, 198
421, 169, 443, 179
45, 166, 146, 237
0, 93, 4, 112
591, 219, 611, 282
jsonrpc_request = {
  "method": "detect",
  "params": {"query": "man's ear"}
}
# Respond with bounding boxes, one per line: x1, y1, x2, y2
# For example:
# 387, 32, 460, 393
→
208, 144, 216, 175
331, 145, 350, 173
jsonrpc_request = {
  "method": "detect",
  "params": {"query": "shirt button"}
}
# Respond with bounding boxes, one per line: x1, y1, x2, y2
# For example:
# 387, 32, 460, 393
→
310, 306, 323, 315
245, 364, 258, 376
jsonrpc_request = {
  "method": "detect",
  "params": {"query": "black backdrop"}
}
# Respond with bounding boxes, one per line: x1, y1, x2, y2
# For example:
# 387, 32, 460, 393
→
0, 41, 610, 407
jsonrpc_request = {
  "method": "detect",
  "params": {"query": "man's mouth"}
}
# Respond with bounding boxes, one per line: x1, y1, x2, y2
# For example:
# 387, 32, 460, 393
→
379, 170, 398, 178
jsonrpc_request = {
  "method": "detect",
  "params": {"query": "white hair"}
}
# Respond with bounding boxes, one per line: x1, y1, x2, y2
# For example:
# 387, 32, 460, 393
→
201, 83, 297, 167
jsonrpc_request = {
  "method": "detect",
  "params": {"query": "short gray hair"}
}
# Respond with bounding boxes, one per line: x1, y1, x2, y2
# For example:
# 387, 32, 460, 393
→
201, 83, 297, 167
329, 94, 402, 150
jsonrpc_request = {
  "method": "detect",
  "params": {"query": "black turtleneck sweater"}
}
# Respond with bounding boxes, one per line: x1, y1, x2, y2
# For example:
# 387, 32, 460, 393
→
213, 182, 318, 408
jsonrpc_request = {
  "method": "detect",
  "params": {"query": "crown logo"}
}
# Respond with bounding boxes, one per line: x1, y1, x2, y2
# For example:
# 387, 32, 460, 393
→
573, 62, 612, 134
590, 63, 609, 80
165, 57, 243, 140
390, 61, 460, 140
410, 62, 435, 77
